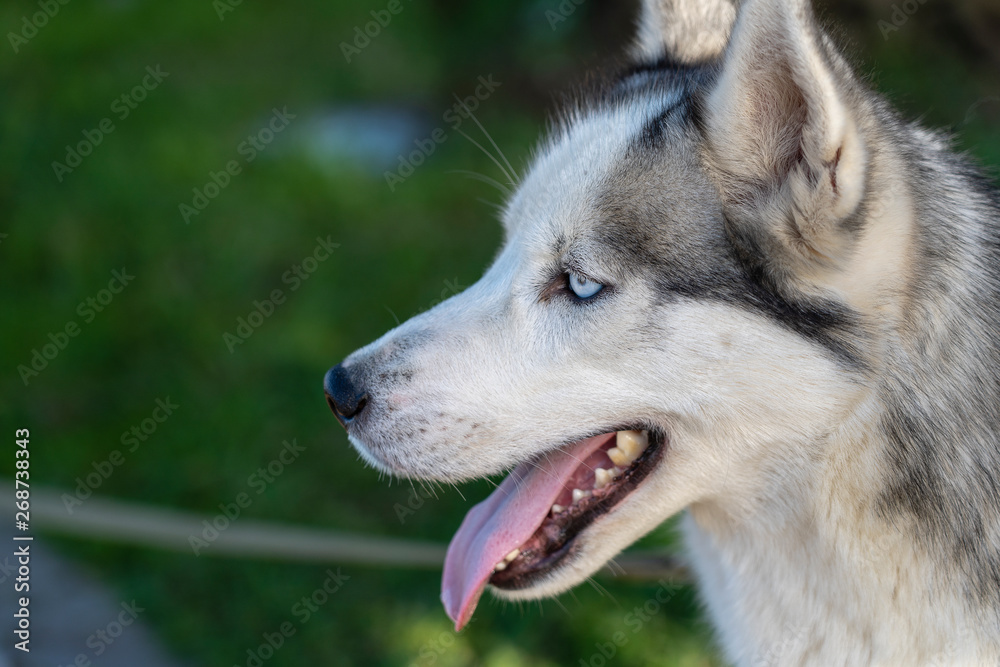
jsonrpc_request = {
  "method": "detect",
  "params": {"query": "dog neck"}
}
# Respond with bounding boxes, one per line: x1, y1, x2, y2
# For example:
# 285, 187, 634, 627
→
683, 394, 998, 665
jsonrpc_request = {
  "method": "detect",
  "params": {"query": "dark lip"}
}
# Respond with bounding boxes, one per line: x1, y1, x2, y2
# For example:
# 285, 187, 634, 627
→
489, 427, 667, 591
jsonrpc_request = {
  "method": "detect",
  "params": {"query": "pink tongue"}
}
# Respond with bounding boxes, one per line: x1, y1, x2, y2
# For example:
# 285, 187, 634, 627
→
441, 433, 615, 630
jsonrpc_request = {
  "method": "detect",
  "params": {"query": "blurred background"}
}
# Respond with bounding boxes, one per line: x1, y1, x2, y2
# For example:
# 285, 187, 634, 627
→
1, 0, 998, 665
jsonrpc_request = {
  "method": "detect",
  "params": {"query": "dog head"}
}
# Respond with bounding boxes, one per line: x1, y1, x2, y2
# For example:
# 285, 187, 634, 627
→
326, 0, 910, 629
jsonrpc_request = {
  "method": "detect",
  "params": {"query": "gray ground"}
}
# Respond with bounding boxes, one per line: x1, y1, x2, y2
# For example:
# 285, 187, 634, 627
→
0, 533, 184, 667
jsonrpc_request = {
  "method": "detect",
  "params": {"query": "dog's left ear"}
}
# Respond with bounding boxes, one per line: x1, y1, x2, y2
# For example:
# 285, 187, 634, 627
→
702, 0, 867, 275
632, 0, 738, 64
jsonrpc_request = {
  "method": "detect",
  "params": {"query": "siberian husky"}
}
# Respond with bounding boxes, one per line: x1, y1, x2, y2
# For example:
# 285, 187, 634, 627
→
325, 0, 1000, 663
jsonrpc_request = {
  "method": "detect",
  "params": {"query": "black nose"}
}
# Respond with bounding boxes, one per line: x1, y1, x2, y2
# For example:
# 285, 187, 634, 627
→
324, 364, 368, 426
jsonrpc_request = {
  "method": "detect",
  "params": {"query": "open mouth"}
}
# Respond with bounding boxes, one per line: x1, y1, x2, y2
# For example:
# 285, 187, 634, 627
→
441, 428, 665, 630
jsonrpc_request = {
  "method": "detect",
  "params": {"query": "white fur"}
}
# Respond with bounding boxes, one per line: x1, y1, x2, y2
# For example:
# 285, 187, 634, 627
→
338, 0, 1000, 663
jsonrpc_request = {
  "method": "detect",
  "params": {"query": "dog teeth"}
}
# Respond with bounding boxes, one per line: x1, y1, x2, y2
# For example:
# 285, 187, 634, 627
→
609, 430, 649, 467
561, 433, 650, 512
607, 447, 629, 467
594, 463, 628, 490
495, 548, 521, 571
617, 430, 649, 458
608, 447, 632, 467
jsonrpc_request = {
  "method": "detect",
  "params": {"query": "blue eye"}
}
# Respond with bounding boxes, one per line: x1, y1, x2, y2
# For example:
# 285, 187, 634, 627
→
568, 272, 604, 300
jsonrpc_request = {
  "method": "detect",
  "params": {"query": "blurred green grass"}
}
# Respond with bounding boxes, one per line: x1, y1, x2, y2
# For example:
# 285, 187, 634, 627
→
1, 0, 998, 665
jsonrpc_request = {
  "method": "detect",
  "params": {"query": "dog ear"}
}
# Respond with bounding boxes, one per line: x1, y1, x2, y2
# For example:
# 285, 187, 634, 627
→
632, 0, 738, 64
702, 0, 867, 276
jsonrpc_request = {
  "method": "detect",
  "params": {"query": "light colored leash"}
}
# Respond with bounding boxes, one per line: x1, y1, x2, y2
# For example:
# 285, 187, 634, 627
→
2, 483, 689, 581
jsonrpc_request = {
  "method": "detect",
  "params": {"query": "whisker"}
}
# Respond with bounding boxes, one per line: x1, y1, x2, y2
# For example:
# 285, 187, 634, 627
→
586, 576, 618, 606
454, 126, 516, 187
522, 456, 564, 482
551, 595, 572, 617
447, 169, 512, 197
383, 305, 401, 326
476, 198, 506, 213
505, 468, 527, 494
568, 588, 580, 606
604, 557, 623, 577
561, 449, 601, 475
461, 102, 519, 185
